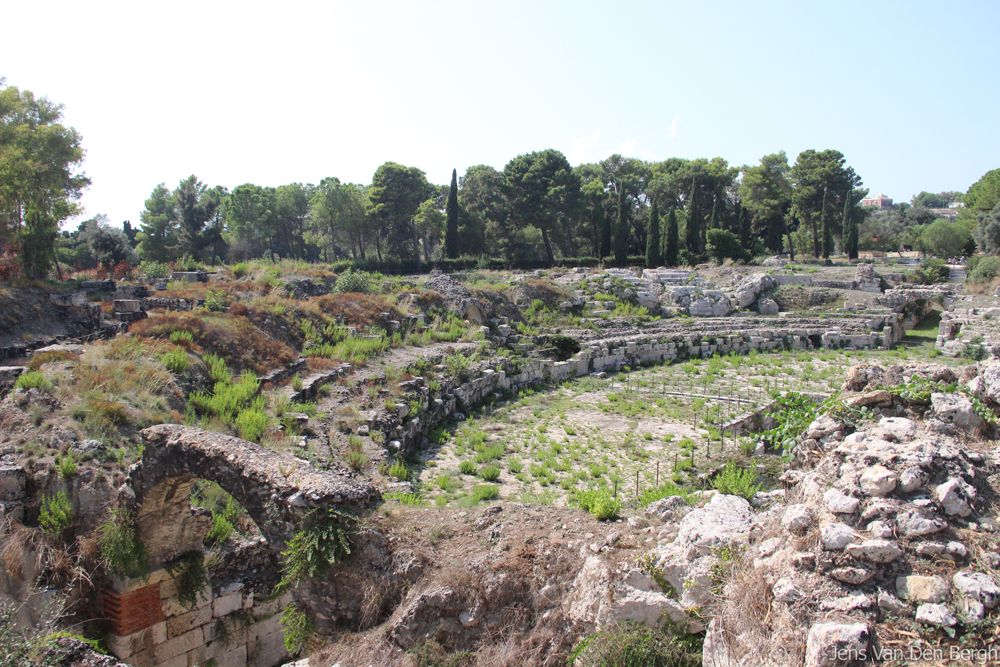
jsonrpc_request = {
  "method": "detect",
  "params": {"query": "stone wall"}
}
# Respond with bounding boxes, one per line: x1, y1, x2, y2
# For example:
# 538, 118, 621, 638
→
102, 566, 290, 667
387, 319, 900, 453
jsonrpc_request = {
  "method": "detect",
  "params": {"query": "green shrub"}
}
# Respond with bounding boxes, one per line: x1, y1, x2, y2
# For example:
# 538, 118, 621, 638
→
333, 269, 372, 294
39, 491, 73, 537
169, 330, 194, 344
159, 347, 190, 374
479, 464, 501, 481
206, 512, 234, 547
291, 373, 303, 392
385, 491, 423, 505
570, 622, 701, 667
99, 508, 149, 578
231, 262, 250, 278
15, 370, 52, 393
458, 460, 476, 475
56, 453, 77, 479
637, 481, 695, 508
165, 552, 209, 609
574, 488, 622, 521
203, 353, 230, 384
474, 444, 504, 463
965, 255, 1000, 283
234, 408, 270, 442
909, 258, 950, 285
140, 260, 170, 280
281, 601, 316, 655
712, 460, 761, 500
388, 461, 410, 481
471, 484, 500, 502
279, 508, 354, 590
204, 290, 229, 312
345, 449, 368, 471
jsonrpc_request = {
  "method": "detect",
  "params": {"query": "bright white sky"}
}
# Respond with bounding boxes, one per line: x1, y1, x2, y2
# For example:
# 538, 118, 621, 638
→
3, 0, 998, 230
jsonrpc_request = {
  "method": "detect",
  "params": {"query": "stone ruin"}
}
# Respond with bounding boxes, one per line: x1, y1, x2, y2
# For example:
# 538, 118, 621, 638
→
100, 425, 379, 667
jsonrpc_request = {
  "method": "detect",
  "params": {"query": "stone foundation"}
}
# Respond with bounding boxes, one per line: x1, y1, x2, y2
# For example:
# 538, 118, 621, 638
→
102, 566, 291, 667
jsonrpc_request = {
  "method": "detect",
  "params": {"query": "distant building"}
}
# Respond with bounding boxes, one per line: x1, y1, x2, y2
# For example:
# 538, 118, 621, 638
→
861, 193, 893, 209
948, 201, 964, 209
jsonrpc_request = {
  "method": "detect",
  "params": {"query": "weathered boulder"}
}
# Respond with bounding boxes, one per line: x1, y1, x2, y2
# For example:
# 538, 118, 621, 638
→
425, 275, 492, 324
650, 494, 755, 613
728, 273, 775, 310
930, 392, 986, 434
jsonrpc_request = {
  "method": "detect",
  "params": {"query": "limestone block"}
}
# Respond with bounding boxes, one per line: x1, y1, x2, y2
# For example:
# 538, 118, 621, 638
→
106, 621, 167, 658
166, 604, 212, 638
151, 626, 204, 662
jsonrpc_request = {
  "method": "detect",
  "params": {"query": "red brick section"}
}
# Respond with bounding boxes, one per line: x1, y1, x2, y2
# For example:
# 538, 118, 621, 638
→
101, 583, 164, 636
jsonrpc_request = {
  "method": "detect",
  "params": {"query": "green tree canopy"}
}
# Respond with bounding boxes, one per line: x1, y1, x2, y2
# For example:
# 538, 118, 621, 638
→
503, 149, 581, 263
0, 80, 90, 277
367, 162, 432, 266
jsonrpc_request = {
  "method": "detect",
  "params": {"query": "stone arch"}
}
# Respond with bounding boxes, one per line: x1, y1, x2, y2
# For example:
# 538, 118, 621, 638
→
119, 424, 379, 567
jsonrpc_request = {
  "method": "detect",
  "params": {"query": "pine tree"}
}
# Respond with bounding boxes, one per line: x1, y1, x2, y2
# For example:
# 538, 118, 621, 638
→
445, 168, 459, 259
614, 186, 629, 266
645, 198, 661, 268
664, 209, 679, 267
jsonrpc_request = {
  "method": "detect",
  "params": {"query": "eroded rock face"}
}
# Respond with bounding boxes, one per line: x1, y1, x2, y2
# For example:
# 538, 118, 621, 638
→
425, 275, 493, 324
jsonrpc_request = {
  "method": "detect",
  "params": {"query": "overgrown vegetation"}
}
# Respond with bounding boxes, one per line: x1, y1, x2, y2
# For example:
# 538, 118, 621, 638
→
99, 508, 149, 579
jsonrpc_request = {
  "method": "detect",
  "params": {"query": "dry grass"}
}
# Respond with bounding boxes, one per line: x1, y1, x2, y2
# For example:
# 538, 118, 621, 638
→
314, 293, 404, 329
131, 311, 297, 373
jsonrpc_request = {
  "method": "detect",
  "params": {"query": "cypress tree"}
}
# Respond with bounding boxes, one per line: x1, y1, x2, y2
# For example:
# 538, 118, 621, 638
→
600, 207, 611, 259
614, 186, 628, 266
844, 189, 858, 260
645, 198, 661, 268
445, 168, 459, 259
664, 208, 679, 267
821, 187, 832, 259
685, 178, 700, 254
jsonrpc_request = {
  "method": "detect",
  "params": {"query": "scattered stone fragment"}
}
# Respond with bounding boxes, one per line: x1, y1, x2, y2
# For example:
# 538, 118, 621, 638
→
897, 467, 922, 493
915, 603, 958, 627
782, 504, 812, 533
866, 520, 893, 539
829, 567, 875, 585
845, 539, 902, 563
896, 575, 949, 603
859, 465, 897, 497
804, 622, 870, 667
821, 523, 856, 550
773, 577, 805, 602
878, 416, 917, 442
824, 489, 860, 514
897, 512, 946, 537
936, 479, 974, 517
953, 572, 1000, 609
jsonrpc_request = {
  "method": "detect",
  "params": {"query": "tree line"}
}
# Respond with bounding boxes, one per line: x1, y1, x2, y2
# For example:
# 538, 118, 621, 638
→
5, 78, 1000, 279
119, 148, 873, 270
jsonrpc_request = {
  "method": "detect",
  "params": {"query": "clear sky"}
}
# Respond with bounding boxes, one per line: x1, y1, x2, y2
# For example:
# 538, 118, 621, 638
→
3, 0, 998, 230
